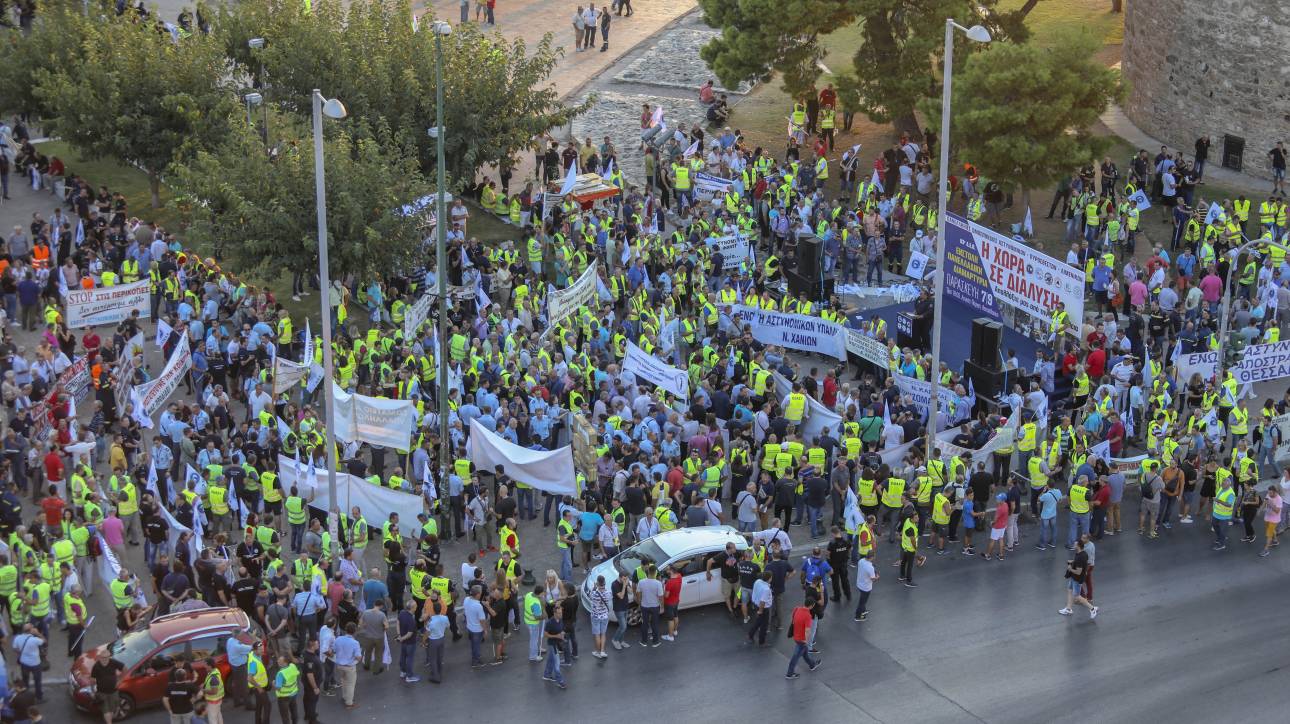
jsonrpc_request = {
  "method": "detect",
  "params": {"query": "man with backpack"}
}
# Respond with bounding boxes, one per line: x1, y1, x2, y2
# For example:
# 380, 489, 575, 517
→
1138, 462, 1164, 539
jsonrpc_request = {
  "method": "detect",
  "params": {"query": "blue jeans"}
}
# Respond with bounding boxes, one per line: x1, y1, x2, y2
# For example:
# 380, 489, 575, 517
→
1039, 517, 1056, 547
786, 641, 818, 675
20, 663, 41, 700
468, 630, 483, 665
640, 606, 660, 645
1213, 518, 1228, 546
399, 640, 416, 676
1067, 512, 1090, 546
291, 523, 305, 553
543, 645, 565, 685
866, 259, 883, 285
144, 540, 167, 569
738, 520, 758, 533
518, 488, 536, 519
528, 623, 543, 660
542, 493, 556, 525
806, 505, 823, 537
559, 547, 573, 582
613, 610, 628, 644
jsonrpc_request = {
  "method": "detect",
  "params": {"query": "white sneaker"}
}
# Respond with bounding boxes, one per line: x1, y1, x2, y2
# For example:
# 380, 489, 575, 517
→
661, 634, 675, 642
291, 295, 301, 302
611, 641, 621, 650
1058, 608, 1073, 616
1090, 606, 1099, 619
1180, 516, 1193, 524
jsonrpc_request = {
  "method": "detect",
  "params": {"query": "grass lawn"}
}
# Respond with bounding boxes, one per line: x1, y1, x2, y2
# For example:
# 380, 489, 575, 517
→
34, 140, 184, 231
1000, 0, 1125, 48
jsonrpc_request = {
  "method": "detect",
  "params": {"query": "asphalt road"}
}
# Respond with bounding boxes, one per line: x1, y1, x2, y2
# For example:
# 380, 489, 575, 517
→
41, 503, 1290, 724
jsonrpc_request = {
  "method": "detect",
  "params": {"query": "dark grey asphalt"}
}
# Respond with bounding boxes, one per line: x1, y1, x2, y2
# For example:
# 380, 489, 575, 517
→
47, 508, 1290, 724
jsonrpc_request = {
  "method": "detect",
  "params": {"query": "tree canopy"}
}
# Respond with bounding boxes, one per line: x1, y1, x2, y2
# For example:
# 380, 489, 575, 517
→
216, 0, 585, 184
170, 118, 430, 281
699, 0, 1043, 132
920, 29, 1122, 199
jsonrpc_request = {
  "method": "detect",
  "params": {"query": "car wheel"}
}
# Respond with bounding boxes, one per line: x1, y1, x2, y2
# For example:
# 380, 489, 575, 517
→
116, 693, 135, 721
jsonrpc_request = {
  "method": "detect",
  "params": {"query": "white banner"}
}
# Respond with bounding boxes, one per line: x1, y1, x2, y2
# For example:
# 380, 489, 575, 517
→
306, 473, 424, 539
771, 372, 843, 441
132, 334, 192, 417
547, 261, 600, 326
622, 341, 689, 400
694, 172, 734, 200
542, 192, 564, 220
273, 357, 310, 395
329, 383, 414, 450
65, 279, 150, 328
846, 329, 888, 367
1232, 341, 1290, 385
467, 419, 578, 496
1175, 350, 1217, 384
894, 374, 962, 422
332, 383, 356, 443
1272, 413, 1290, 462
403, 293, 433, 340
936, 426, 1015, 471
715, 234, 751, 271
731, 305, 848, 360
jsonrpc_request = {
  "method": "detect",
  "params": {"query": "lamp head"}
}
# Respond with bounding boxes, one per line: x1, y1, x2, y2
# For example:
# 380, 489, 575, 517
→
964, 25, 992, 43
322, 98, 348, 120
433, 21, 452, 36
248, 37, 266, 49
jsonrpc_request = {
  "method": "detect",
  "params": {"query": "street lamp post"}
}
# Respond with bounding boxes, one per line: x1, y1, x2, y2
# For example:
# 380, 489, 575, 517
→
431, 21, 453, 499
311, 89, 348, 561
243, 92, 262, 130
927, 19, 991, 468
248, 38, 269, 149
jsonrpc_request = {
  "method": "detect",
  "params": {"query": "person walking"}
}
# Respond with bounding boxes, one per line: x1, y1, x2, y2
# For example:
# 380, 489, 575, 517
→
852, 550, 878, 621
587, 575, 612, 658
332, 623, 361, 709
610, 572, 632, 650
1037, 483, 1062, 549
785, 598, 822, 679
745, 571, 772, 646
396, 600, 420, 682
273, 653, 300, 724
422, 604, 449, 683
523, 585, 546, 662
1059, 539, 1098, 619
541, 603, 567, 689
1080, 533, 1097, 602
462, 586, 489, 669
1260, 485, 1282, 557
897, 516, 918, 587
1212, 476, 1235, 550
299, 639, 323, 724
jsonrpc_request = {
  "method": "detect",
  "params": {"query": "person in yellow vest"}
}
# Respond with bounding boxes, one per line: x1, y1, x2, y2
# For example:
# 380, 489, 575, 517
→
64, 583, 87, 658
201, 656, 226, 724
1211, 474, 1235, 549
1067, 475, 1093, 546
879, 473, 906, 543
783, 384, 808, 425
248, 648, 271, 722
285, 485, 309, 555
273, 652, 300, 722
556, 509, 578, 581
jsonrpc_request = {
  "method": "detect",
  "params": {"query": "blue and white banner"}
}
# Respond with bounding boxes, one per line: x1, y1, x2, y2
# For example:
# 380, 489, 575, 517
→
731, 305, 848, 360
694, 172, 734, 200
942, 212, 1084, 330
714, 234, 752, 270
622, 341, 690, 400
547, 261, 600, 326
1232, 341, 1290, 385
1128, 189, 1151, 211
1174, 350, 1217, 383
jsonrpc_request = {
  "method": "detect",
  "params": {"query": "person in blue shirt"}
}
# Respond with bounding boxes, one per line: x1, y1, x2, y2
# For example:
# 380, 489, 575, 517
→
578, 508, 604, 568
362, 575, 388, 610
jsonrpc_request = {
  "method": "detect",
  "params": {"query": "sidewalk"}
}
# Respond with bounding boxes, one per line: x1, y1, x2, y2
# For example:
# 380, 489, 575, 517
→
420, 0, 698, 99
1099, 104, 1272, 195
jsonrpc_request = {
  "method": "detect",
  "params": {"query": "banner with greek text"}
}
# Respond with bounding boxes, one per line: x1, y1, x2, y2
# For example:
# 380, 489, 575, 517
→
771, 372, 843, 441
328, 382, 414, 450
547, 261, 600, 326
1231, 341, 1290, 385
622, 341, 690, 400
403, 293, 433, 340
715, 234, 751, 271
132, 334, 192, 418
273, 357, 310, 395
1174, 350, 1217, 384
732, 305, 848, 360
893, 374, 964, 424
943, 212, 1084, 331
846, 329, 889, 368
65, 279, 150, 328
936, 426, 1015, 471
694, 172, 734, 200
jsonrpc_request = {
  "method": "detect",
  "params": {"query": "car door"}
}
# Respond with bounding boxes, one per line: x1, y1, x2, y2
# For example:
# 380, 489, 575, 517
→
124, 641, 190, 707
677, 556, 718, 608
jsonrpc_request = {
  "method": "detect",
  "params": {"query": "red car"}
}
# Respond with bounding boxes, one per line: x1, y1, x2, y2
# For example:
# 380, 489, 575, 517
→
69, 607, 262, 719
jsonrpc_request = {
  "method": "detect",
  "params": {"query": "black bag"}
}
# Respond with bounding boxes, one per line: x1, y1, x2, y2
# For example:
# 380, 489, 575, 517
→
1139, 477, 1154, 500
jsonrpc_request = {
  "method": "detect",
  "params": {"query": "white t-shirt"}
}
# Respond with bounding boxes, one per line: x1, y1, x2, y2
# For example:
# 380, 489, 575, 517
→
856, 559, 876, 592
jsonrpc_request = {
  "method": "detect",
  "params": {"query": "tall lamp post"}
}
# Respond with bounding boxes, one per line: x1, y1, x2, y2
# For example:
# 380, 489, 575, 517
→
429, 20, 453, 496
312, 89, 348, 560
248, 38, 269, 149
927, 19, 991, 467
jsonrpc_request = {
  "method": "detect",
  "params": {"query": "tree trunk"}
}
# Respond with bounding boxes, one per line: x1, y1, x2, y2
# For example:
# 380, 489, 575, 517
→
1111, 0, 1123, 13
149, 171, 162, 209
894, 109, 921, 139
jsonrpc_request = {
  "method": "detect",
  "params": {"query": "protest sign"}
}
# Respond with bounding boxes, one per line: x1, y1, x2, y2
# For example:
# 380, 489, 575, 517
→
403, 293, 433, 340
622, 341, 690, 400
65, 279, 150, 328
846, 329, 889, 368
132, 335, 192, 418
547, 262, 599, 326
731, 305, 847, 360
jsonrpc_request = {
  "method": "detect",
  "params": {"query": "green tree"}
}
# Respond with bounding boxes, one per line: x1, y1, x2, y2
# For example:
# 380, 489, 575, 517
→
920, 29, 1122, 208
216, 0, 584, 185
31, 13, 237, 207
0, 7, 94, 119
170, 117, 430, 282
699, 0, 1044, 133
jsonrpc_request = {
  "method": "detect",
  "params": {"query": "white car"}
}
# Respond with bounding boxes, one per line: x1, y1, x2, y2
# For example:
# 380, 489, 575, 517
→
581, 526, 749, 612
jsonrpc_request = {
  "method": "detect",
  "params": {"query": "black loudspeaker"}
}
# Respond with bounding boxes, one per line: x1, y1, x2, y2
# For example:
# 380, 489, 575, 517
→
970, 318, 1003, 370
785, 269, 823, 301
796, 236, 822, 279
963, 359, 1007, 400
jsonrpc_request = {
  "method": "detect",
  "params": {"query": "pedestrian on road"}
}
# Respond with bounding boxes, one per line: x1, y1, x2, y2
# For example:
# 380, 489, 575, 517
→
1261, 485, 1282, 557
422, 604, 449, 683
599, 6, 610, 51
635, 564, 663, 647
785, 598, 822, 679
1079, 533, 1097, 601
1059, 539, 1099, 620
1212, 476, 1235, 550
610, 571, 632, 650
542, 603, 567, 689
745, 571, 772, 646
523, 584, 546, 661
273, 653, 300, 724
332, 623, 361, 709
299, 639, 323, 724
396, 600, 420, 682
162, 665, 197, 724
587, 575, 612, 658
853, 549, 878, 623
356, 599, 387, 674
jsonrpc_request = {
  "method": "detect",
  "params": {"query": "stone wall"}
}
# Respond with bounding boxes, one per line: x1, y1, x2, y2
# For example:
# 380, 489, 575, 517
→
1122, 0, 1290, 181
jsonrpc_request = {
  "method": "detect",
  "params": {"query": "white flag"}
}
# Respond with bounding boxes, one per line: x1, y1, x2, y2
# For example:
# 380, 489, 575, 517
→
1204, 201, 1224, 226
75, 219, 84, 247
558, 161, 579, 196
302, 318, 313, 365
156, 319, 173, 349
601, 158, 615, 182
1023, 206, 1034, 238
683, 140, 700, 158
870, 169, 884, 193
146, 459, 161, 499
650, 105, 663, 128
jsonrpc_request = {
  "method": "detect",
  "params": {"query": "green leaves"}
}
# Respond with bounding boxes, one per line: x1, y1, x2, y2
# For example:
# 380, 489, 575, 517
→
921, 28, 1122, 194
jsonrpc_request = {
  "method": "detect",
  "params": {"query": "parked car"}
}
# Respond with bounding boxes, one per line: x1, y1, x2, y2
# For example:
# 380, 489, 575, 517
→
70, 607, 262, 719
581, 526, 748, 612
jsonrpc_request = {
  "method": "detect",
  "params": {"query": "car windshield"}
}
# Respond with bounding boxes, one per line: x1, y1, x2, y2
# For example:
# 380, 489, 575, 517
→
108, 630, 158, 670
613, 538, 666, 577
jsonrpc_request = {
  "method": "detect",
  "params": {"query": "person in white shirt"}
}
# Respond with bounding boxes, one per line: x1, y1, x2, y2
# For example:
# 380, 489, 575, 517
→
597, 519, 619, 558
635, 509, 660, 541
744, 571, 773, 645
746, 520, 793, 554
853, 550, 878, 620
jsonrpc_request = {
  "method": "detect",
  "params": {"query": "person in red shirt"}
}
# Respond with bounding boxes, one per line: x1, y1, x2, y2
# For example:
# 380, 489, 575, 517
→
1105, 411, 1126, 456
661, 566, 682, 642
821, 372, 838, 408
1086, 343, 1107, 379
40, 486, 65, 528
984, 494, 1009, 561
43, 447, 64, 494
81, 330, 100, 362
785, 599, 821, 678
